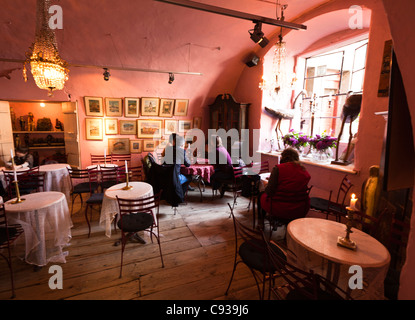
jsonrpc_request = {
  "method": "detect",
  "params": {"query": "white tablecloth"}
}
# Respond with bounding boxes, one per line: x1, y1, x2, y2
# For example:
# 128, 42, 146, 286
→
99, 181, 154, 237
4, 191, 72, 266
39, 164, 71, 202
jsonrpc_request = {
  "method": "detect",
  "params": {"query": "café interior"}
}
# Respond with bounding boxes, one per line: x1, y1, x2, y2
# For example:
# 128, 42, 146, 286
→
0, 0, 414, 301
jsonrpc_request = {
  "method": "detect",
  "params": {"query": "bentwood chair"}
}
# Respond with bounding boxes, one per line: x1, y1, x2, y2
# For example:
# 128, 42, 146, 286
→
115, 191, 164, 278
0, 204, 24, 298
225, 203, 287, 300
67, 168, 99, 214
85, 169, 104, 237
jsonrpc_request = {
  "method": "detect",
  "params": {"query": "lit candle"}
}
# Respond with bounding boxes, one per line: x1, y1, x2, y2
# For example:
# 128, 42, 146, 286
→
10, 149, 14, 163
350, 193, 357, 210
125, 160, 128, 174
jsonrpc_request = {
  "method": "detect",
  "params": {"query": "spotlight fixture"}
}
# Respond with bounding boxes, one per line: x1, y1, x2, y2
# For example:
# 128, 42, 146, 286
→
249, 22, 269, 48
168, 72, 175, 84
103, 68, 110, 81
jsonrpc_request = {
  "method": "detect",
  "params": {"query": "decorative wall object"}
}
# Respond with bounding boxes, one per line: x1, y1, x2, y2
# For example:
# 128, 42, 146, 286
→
85, 118, 103, 140
174, 99, 189, 116
119, 120, 137, 135
124, 98, 140, 118
143, 139, 159, 152
164, 119, 178, 135
141, 97, 160, 116
108, 137, 130, 154
178, 119, 192, 133
159, 98, 175, 117
105, 118, 118, 135
105, 98, 123, 117
130, 139, 143, 153
193, 116, 202, 129
377, 39, 393, 97
137, 119, 163, 139
84, 97, 104, 117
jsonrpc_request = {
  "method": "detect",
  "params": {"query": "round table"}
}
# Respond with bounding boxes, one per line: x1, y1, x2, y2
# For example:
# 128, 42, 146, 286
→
286, 217, 391, 299
38, 164, 71, 202
99, 181, 154, 237
4, 191, 72, 267
86, 163, 118, 170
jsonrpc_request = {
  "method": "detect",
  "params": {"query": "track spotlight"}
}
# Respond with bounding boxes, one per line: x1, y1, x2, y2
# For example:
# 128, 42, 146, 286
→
103, 68, 110, 81
168, 72, 175, 84
249, 22, 269, 48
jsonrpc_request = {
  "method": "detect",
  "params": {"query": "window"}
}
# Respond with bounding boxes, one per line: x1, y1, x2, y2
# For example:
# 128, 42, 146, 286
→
300, 39, 368, 143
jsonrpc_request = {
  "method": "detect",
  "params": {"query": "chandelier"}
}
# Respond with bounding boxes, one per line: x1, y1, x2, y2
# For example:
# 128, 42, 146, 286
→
23, 0, 69, 97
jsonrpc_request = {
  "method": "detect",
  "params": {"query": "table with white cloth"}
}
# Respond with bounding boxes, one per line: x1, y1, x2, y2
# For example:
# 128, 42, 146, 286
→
99, 181, 154, 237
38, 164, 72, 202
86, 163, 118, 170
0, 166, 30, 190
286, 217, 391, 300
4, 191, 72, 267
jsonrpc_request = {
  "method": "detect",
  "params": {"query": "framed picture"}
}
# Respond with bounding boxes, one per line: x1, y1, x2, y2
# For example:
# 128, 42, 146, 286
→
141, 97, 160, 116
174, 99, 189, 116
119, 120, 137, 135
137, 119, 163, 139
85, 118, 103, 140
105, 98, 123, 117
105, 118, 118, 135
84, 97, 104, 117
124, 98, 140, 118
143, 140, 159, 152
130, 139, 143, 153
108, 138, 130, 154
178, 120, 192, 133
164, 119, 178, 135
159, 99, 175, 117
193, 116, 202, 129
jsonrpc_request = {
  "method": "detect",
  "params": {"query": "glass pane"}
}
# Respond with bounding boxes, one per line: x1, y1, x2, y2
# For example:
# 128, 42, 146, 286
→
353, 44, 368, 71
305, 51, 343, 78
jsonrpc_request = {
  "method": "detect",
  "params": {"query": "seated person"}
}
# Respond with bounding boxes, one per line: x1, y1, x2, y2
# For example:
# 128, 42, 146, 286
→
6, 147, 34, 169
209, 136, 233, 197
163, 133, 192, 192
258, 147, 311, 224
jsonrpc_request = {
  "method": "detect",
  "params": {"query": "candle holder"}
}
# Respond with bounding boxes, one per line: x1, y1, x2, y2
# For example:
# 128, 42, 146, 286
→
337, 207, 357, 250
11, 180, 26, 204
122, 171, 133, 190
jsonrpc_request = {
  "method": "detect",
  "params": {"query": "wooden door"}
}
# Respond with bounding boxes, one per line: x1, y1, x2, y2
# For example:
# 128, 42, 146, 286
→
62, 102, 80, 168
0, 101, 14, 166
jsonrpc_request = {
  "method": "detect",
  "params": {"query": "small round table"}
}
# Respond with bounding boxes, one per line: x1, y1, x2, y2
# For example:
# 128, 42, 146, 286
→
39, 163, 71, 202
286, 217, 391, 299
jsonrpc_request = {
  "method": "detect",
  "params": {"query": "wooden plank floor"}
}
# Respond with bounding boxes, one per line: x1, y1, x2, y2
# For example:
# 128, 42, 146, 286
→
0, 187, 277, 300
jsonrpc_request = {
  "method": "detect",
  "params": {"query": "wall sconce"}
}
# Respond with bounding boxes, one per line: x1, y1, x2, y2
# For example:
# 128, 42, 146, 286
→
103, 68, 111, 81
168, 72, 175, 84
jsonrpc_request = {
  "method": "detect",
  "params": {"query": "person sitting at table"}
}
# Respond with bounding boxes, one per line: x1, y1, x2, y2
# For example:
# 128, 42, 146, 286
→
209, 135, 233, 198
6, 146, 34, 169
258, 147, 311, 227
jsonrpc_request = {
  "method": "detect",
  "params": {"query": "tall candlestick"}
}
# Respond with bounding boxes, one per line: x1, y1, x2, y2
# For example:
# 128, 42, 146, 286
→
350, 193, 357, 210
14, 169, 17, 182
125, 160, 128, 174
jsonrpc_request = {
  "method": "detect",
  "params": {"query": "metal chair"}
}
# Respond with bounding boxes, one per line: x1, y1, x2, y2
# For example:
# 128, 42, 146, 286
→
67, 168, 99, 214
91, 154, 111, 165
99, 166, 119, 190
115, 191, 164, 278
111, 154, 131, 167
3, 167, 44, 200
85, 169, 104, 237
0, 204, 24, 298
213, 166, 245, 208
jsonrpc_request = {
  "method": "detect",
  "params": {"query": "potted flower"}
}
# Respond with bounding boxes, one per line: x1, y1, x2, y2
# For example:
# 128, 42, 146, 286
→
282, 129, 310, 154
309, 132, 338, 162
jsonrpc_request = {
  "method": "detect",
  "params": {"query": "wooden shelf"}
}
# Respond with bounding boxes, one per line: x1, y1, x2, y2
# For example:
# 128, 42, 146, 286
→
29, 146, 65, 150
13, 131, 64, 134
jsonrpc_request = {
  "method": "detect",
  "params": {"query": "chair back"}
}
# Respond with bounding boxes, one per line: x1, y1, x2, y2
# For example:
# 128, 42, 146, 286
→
3, 167, 42, 198
87, 169, 101, 193
335, 175, 353, 206
91, 154, 111, 165
250, 161, 270, 175
352, 210, 381, 237
67, 168, 90, 188
111, 154, 131, 167
117, 165, 143, 182
100, 166, 118, 183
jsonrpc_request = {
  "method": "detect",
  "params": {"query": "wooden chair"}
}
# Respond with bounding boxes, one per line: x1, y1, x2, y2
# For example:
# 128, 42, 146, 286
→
225, 203, 288, 300
67, 168, 99, 215
116, 165, 143, 182
111, 154, 131, 167
91, 154, 111, 165
85, 169, 104, 238
0, 204, 24, 298
310, 174, 353, 221
115, 191, 164, 278
99, 166, 119, 190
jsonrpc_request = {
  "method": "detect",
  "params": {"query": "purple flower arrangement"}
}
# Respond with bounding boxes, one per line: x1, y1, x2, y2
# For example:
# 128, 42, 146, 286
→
282, 129, 310, 149
309, 133, 337, 150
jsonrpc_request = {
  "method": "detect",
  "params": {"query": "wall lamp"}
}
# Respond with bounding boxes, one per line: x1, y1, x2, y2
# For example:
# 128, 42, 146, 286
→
168, 72, 175, 84
249, 22, 269, 48
103, 68, 111, 81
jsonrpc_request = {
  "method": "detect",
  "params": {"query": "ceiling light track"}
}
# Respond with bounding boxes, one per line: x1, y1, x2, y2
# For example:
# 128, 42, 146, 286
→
154, 0, 307, 30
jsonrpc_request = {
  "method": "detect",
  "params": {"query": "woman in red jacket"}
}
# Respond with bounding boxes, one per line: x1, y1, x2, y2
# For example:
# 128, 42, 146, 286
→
259, 148, 311, 225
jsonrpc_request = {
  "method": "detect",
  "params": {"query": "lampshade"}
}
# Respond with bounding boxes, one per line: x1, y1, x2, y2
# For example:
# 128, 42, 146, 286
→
23, 0, 69, 97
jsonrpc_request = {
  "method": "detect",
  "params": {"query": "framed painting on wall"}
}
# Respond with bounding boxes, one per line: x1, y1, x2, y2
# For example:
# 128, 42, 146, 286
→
85, 118, 103, 140
164, 119, 177, 135
108, 138, 130, 154
159, 99, 175, 117
130, 140, 143, 153
105, 118, 118, 135
143, 139, 159, 152
141, 97, 160, 116
137, 119, 163, 139
105, 98, 123, 117
119, 120, 137, 135
124, 98, 140, 118
84, 97, 104, 117
174, 99, 189, 116
193, 116, 202, 129
178, 120, 192, 133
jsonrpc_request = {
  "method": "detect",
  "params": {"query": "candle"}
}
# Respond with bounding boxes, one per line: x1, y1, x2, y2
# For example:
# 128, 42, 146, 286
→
14, 169, 17, 182
125, 160, 128, 174
104, 148, 106, 159
350, 193, 357, 210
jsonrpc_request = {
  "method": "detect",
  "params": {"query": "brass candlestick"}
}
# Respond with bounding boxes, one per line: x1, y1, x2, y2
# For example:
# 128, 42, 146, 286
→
122, 171, 133, 190
11, 180, 26, 204
337, 207, 357, 250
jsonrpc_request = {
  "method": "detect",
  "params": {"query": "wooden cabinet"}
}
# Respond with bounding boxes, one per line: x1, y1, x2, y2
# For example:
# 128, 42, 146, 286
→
209, 93, 250, 159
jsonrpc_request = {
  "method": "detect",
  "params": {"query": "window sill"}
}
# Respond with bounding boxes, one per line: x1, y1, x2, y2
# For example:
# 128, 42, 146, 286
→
258, 151, 358, 175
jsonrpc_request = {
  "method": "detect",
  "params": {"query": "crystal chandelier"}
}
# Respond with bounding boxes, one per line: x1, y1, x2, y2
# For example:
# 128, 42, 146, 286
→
23, 0, 69, 97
